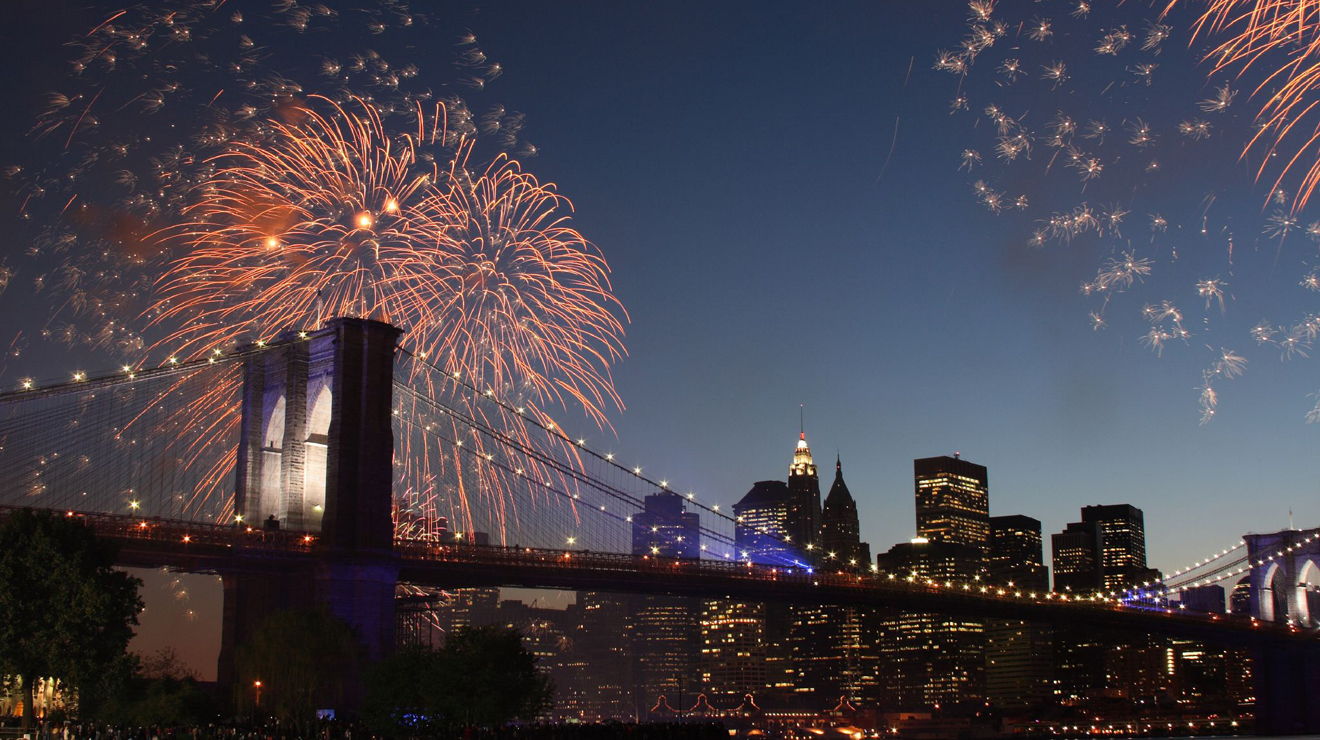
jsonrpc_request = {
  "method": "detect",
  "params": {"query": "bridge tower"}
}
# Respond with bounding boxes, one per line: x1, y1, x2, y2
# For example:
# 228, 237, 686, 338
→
1245, 528, 1320, 735
219, 317, 402, 692
1245, 528, 1320, 626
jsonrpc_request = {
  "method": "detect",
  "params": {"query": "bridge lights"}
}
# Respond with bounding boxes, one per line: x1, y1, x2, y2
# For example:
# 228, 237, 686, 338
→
566, 536, 576, 546
234, 514, 244, 524
129, 500, 140, 512
182, 535, 191, 543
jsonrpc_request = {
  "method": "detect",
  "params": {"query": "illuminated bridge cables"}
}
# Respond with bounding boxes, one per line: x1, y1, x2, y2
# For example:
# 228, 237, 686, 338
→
399, 348, 802, 566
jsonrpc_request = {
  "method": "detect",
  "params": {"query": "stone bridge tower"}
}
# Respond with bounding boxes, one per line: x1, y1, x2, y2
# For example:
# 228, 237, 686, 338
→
219, 318, 402, 691
1245, 527, 1320, 735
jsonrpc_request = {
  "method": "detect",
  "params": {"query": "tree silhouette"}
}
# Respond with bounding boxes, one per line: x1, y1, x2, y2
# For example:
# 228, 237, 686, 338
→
363, 626, 553, 735
234, 607, 360, 731
0, 510, 143, 726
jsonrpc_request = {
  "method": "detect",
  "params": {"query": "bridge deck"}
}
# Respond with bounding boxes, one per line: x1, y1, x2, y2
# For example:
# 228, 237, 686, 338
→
3, 507, 1309, 646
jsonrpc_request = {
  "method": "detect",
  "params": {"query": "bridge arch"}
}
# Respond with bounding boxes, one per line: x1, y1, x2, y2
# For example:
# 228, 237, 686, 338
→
1246, 528, 1320, 627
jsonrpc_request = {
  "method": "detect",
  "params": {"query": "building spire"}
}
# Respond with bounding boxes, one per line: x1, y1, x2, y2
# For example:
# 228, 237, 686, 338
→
791, 411, 814, 477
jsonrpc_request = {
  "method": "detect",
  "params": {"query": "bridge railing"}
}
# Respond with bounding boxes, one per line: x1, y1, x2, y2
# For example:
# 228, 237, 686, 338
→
0, 505, 317, 555
392, 539, 1308, 639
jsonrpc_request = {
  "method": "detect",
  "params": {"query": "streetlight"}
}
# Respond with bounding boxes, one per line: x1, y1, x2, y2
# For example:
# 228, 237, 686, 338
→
254, 680, 263, 709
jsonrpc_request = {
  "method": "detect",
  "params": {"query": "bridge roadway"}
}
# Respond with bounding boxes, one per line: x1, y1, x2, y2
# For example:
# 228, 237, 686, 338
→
13, 507, 1311, 648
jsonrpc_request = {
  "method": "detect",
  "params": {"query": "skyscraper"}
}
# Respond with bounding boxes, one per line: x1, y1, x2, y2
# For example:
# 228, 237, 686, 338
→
787, 429, 823, 559
733, 480, 794, 565
698, 599, 767, 702
821, 456, 872, 570
985, 515, 1052, 711
1051, 520, 1103, 593
575, 592, 634, 719
630, 493, 701, 715
914, 455, 990, 554
988, 515, 1049, 590
876, 539, 986, 710
632, 491, 701, 558
728, 474, 797, 701
1081, 504, 1155, 591
1052, 504, 1157, 594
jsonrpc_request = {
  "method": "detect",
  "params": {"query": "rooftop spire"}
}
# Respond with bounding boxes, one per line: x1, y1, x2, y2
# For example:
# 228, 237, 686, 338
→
790, 410, 814, 477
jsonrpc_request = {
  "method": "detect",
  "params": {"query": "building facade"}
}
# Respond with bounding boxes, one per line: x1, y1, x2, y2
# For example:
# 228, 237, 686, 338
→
914, 455, 990, 554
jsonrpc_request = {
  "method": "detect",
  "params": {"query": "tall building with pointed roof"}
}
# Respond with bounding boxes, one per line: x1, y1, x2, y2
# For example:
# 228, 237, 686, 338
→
786, 430, 823, 560
820, 456, 872, 569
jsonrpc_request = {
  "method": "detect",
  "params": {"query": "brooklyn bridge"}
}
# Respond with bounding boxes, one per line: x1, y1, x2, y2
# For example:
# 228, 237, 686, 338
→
1, 319, 1317, 732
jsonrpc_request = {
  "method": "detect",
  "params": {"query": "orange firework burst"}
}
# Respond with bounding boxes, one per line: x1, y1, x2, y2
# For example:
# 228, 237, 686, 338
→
145, 96, 626, 536
1164, 0, 1320, 207
151, 96, 626, 418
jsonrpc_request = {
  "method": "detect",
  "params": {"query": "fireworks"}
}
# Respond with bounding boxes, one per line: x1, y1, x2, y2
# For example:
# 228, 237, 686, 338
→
1163, 0, 1320, 207
153, 97, 624, 421
2, 2, 629, 547
934, 0, 1320, 421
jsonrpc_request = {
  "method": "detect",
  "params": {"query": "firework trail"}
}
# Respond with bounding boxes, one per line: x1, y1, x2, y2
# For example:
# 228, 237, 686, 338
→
936, 0, 1320, 422
1163, 0, 1320, 209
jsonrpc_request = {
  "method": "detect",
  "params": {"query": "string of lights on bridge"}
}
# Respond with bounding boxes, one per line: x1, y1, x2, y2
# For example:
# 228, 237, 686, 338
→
5, 330, 1316, 619
0, 331, 310, 400
399, 347, 831, 568
1122, 529, 1320, 612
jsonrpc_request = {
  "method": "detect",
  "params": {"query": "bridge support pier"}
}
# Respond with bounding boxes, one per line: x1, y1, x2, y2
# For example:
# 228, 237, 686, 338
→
1254, 642, 1320, 735
219, 318, 402, 705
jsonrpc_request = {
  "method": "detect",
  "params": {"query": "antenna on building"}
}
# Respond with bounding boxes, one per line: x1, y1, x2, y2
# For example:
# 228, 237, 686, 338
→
800, 404, 804, 436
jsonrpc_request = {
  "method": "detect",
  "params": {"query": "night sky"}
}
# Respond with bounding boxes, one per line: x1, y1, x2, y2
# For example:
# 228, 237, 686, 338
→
3, 1, 1319, 678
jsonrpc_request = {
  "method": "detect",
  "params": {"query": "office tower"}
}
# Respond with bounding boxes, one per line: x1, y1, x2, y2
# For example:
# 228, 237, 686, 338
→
727, 480, 795, 703
1180, 584, 1227, 615
575, 592, 635, 719
821, 456, 872, 569
734, 480, 795, 565
1051, 520, 1104, 593
988, 515, 1049, 590
630, 493, 701, 715
498, 599, 585, 721
914, 455, 990, 554
1082, 504, 1158, 591
985, 515, 1052, 710
633, 491, 701, 558
786, 456, 880, 707
1053, 505, 1158, 594
698, 600, 767, 702
787, 429, 823, 559
876, 539, 986, 710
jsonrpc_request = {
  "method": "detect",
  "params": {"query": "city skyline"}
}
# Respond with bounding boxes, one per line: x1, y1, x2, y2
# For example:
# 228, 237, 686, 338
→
3, 0, 1320, 694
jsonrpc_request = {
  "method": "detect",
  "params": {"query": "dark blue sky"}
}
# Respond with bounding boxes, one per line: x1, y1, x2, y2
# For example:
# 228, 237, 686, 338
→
462, 1, 1318, 562
3, 1, 1318, 676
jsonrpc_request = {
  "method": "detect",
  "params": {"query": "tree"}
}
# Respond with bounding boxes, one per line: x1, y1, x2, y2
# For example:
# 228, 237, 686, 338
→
438, 626, 554, 727
98, 649, 215, 727
234, 607, 361, 731
362, 626, 553, 736
0, 510, 144, 726
361, 646, 443, 737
